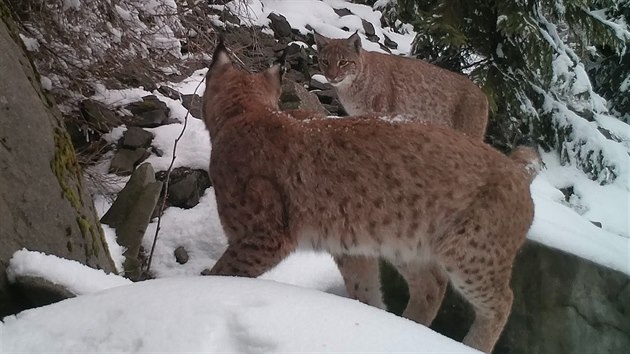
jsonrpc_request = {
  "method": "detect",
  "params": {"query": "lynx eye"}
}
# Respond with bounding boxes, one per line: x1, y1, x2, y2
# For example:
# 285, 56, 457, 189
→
320, 59, 329, 66
339, 59, 349, 66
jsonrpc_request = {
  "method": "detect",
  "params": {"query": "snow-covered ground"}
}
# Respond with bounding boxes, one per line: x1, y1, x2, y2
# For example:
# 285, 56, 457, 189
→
1, 256, 478, 353
2, 0, 629, 352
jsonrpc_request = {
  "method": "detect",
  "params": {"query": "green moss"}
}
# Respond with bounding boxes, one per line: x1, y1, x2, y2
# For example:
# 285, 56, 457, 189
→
76, 216, 90, 239
51, 128, 83, 210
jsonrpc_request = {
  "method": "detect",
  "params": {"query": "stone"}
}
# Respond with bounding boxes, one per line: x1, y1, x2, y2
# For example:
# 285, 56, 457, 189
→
221, 9, 241, 26
121, 127, 153, 149
381, 240, 630, 354
132, 109, 170, 128
154, 168, 211, 211
268, 13, 293, 39
101, 163, 163, 280
125, 95, 170, 128
313, 89, 337, 105
181, 94, 203, 119
10, 275, 75, 309
174, 246, 189, 265
168, 171, 205, 209
280, 81, 329, 115
79, 99, 121, 133
109, 148, 149, 176
157, 86, 182, 100
334, 8, 353, 17
362, 19, 376, 37
309, 77, 332, 91
384, 35, 398, 49
0, 16, 116, 316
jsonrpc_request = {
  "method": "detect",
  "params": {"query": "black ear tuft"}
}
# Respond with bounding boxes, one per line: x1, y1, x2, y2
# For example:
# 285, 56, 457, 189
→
210, 34, 231, 70
273, 47, 289, 77
313, 31, 330, 50
348, 31, 362, 53
264, 64, 283, 86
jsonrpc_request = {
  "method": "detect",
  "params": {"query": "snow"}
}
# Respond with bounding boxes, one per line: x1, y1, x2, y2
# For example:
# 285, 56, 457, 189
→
225, 0, 415, 55
19, 34, 39, 52
6, 250, 131, 296
0, 277, 479, 353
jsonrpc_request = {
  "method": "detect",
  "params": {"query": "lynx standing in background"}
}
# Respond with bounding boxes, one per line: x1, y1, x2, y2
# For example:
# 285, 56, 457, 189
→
314, 32, 488, 139
314, 31, 493, 328
203, 42, 535, 353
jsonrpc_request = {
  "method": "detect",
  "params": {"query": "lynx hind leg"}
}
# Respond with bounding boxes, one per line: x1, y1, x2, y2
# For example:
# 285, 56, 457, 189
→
334, 255, 386, 310
393, 261, 448, 326
208, 177, 295, 278
437, 220, 522, 353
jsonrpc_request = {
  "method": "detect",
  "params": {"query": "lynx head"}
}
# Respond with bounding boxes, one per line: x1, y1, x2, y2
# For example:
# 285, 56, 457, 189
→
203, 40, 283, 131
314, 32, 362, 86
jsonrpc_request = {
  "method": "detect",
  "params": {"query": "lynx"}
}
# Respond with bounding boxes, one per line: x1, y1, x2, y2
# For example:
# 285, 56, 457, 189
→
202, 42, 535, 353
314, 32, 488, 139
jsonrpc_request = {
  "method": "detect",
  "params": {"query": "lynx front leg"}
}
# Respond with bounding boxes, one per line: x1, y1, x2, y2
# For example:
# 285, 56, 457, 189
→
334, 255, 386, 309
207, 177, 295, 278
209, 234, 295, 277
394, 261, 448, 325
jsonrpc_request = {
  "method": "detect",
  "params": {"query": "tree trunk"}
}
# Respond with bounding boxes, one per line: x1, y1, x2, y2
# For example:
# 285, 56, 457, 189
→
0, 3, 116, 317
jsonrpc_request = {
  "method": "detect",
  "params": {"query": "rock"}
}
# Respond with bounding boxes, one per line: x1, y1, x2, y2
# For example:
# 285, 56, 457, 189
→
125, 95, 170, 128
109, 148, 149, 176
280, 81, 329, 115
154, 168, 212, 213
284, 68, 309, 84
384, 35, 398, 49
313, 89, 337, 105
268, 13, 293, 39
168, 170, 208, 209
79, 99, 121, 133
221, 9, 241, 26
309, 77, 332, 91
334, 8, 353, 17
9, 275, 76, 309
174, 246, 189, 265
181, 94, 203, 119
1, 15, 116, 316
101, 163, 163, 280
361, 19, 378, 38
591, 221, 602, 228
323, 103, 345, 116
381, 240, 630, 354
121, 127, 153, 149
157, 86, 182, 100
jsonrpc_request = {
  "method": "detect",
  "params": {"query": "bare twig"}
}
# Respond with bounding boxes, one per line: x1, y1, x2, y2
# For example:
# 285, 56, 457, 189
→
144, 76, 206, 276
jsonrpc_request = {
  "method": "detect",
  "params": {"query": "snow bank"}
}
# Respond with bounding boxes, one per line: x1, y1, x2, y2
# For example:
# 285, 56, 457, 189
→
0, 277, 480, 353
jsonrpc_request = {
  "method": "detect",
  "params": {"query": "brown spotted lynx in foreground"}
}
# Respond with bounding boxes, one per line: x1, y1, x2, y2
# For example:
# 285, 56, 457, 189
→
203, 42, 535, 353
314, 32, 488, 139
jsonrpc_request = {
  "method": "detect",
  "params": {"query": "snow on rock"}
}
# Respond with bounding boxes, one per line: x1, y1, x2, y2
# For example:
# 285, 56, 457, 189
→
6, 250, 131, 296
225, 0, 415, 54
0, 277, 480, 353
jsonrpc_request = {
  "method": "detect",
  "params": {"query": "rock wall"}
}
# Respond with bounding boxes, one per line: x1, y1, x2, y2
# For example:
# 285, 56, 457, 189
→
383, 240, 630, 353
0, 5, 115, 316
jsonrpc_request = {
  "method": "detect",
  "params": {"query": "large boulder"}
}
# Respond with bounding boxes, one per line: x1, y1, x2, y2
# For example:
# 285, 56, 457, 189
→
382, 240, 630, 353
0, 10, 116, 316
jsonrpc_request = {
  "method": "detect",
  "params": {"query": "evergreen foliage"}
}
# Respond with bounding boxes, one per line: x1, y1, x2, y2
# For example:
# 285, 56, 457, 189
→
376, 0, 630, 186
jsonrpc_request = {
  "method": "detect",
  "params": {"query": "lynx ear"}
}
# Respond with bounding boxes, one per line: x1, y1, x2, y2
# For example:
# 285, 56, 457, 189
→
264, 63, 283, 88
348, 31, 362, 54
313, 32, 330, 50
210, 38, 232, 71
